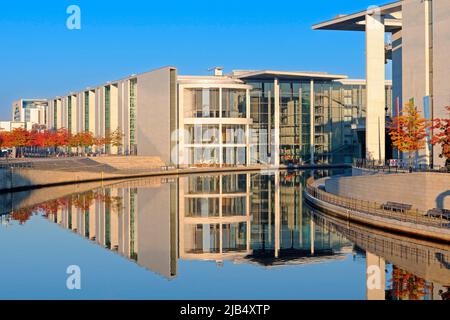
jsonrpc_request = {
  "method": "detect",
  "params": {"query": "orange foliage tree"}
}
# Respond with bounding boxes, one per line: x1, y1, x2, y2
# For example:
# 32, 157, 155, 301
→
388, 102, 430, 168
431, 106, 450, 167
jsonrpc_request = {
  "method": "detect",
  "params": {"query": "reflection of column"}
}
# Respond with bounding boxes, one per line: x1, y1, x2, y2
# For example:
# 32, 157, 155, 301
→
89, 201, 96, 240
71, 205, 77, 231
246, 173, 251, 253
365, 12, 386, 162
111, 189, 119, 250
366, 252, 386, 300
274, 173, 280, 258
310, 80, 315, 164
310, 217, 315, 255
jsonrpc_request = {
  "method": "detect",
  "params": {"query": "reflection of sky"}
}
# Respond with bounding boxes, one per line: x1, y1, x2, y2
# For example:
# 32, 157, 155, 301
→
0, 216, 365, 300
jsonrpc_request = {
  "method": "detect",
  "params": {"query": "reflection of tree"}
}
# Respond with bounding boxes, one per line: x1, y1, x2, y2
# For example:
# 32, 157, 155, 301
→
388, 266, 432, 300
8, 189, 123, 225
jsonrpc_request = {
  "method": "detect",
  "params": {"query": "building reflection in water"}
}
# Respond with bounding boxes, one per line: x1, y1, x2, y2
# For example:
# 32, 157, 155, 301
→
4, 171, 449, 300
311, 208, 450, 300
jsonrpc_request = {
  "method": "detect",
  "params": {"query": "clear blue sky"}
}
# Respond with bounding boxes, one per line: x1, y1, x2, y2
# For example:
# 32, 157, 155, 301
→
0, 0, 394, 119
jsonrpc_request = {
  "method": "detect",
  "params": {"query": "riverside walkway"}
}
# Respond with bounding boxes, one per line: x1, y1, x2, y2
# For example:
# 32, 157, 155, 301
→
304, 177, 450, 243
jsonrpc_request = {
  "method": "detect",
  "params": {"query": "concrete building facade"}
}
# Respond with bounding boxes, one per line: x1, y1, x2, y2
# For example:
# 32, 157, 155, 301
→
313, 0, 450, 167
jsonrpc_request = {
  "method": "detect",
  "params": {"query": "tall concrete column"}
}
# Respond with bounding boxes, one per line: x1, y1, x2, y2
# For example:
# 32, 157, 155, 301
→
365, 13, 386, 162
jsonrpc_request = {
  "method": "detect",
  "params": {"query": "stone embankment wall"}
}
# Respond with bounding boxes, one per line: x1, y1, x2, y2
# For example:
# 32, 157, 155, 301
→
325, 172, 450, 212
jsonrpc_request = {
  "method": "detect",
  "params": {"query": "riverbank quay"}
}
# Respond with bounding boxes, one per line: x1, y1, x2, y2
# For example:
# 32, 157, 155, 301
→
0, 156, 350, 193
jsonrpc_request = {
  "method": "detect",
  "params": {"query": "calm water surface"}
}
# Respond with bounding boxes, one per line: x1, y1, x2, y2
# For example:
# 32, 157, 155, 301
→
0, 170, 449, 300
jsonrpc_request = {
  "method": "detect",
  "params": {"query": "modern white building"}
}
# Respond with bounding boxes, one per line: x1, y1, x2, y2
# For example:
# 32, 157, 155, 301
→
313, 0, 450, 167
11, 99, 48, 130
0, 121, 28, 132
43, 66, 392, 167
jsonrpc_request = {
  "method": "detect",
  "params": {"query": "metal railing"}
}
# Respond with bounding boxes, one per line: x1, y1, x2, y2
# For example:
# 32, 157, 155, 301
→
353, 159, 449, 173
305, 177, 449, 229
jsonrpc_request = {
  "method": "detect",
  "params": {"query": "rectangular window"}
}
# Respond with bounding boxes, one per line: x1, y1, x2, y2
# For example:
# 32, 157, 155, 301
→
185, 125, 220, 145
184, 88, 219, 118
222, 89, 246, 118
222, 125, 245, 144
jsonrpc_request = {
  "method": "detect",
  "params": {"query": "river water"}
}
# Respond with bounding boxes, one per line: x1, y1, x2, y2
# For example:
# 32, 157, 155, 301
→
0, 169, 448, 300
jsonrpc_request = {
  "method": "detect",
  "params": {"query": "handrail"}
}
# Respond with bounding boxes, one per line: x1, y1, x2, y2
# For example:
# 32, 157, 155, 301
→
353, 158, 449, 173
305, 177, 449, 229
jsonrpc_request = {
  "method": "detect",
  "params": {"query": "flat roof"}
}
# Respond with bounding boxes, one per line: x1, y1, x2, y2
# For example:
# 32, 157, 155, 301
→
232, 70, 347, 81
312, 1, 402, 32
335, 79, 392, 86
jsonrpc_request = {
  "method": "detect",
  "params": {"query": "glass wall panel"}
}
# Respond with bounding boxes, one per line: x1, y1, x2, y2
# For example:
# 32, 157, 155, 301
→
222, 174, 247, 194
185, 125, 220, 144
222, 125, 245, 144
184, 224, 221, 253
185, 147, 220, 166
185, 198, 220, 217
222, 89, 246, 118
187, 176, 220, 194
248, 81, 274, 164
184, 88, 220, 118
223, 147, 246, 166
222, 197, 246, 216
222, 223, 247, 252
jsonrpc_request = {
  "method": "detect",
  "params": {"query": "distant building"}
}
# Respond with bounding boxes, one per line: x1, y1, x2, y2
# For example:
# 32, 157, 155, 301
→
42, 66, 391, 166
0, 121, 28, 132
12, 99, 48, 130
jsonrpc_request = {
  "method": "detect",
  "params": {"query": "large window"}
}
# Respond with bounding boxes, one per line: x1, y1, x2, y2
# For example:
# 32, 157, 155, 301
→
185, 125, 220, 145
185, 198, 220, 217
184, 88, 220, 118
222, 89, 246, 118
223, 147, 246, 166
222, 125, 245, 144
185, 147, 220, 166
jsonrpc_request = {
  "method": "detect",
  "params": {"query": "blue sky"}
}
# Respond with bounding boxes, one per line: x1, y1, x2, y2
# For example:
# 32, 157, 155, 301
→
0, 0, 394, 119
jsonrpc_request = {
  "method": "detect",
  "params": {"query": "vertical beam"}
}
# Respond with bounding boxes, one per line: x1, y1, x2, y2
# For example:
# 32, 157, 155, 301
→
310, 216, 315, 255
310, 80, 315, 164
274, 78, 280, 167
366, 12, 386, 162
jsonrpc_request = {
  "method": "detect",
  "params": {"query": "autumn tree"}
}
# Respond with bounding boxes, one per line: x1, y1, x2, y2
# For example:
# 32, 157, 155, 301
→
388, 102, 430, 168
431, 106, 450, 167
9, 128, 33, 157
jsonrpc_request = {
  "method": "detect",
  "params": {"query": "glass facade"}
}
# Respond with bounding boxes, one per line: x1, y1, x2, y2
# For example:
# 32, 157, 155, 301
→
129, 79, 137, 155
222, 88, 246, 118
68, 96, 72, 133
184, 88, 220, 118
279, 81, 311, 164
84, 92, 89, 132
104, 86, 111, 154
183, 87, 250, 167
248, 81, 274, 164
